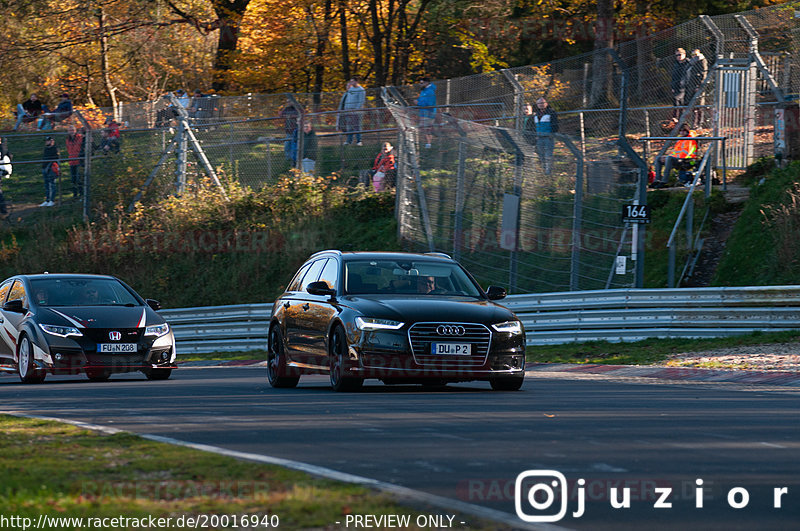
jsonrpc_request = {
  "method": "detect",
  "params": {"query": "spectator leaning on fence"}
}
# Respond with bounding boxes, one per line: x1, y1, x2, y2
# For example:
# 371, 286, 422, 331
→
415, 77, 437, 148
533, 97, 559, 176
371, 141, 396, 192
13, 94, 43, 131
279, 100, 300, 162
654, 124, 698, 184
299, 121, 318, 173
65, 125, 83, 197
40, 136, 59, 207
100, 119, 120, 154
338, 77, 366, 146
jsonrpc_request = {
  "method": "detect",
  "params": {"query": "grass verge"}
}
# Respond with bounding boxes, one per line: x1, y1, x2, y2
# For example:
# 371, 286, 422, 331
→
0, 415, 503, 530
525, 330, 800, 366
178, 350, 266, 362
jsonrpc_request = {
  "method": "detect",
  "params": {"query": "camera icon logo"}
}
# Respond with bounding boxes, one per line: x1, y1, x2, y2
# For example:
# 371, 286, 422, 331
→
515, 470, 568, 522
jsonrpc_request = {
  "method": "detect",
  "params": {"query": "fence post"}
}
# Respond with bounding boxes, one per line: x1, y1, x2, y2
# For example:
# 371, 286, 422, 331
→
74, 110, 93, 222
175, 119, 187, 194
453, 141, 466, 262
686, 196, 694, 251
668, 244, 676, 288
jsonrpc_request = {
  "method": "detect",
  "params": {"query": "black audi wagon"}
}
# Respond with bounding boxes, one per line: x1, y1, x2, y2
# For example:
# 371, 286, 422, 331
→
0, 274, 176, 383
268, 251, 526, 391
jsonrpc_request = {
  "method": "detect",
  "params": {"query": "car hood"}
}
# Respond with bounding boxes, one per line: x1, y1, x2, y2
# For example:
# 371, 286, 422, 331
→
41, 306, 161, 329
342, 295, 516, 324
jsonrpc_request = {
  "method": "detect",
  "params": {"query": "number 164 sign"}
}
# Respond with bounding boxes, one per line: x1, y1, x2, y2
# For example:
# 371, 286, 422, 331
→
622, 204, 650, 224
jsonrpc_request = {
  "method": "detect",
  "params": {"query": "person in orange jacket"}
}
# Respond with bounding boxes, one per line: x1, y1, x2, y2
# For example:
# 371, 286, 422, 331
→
654, 124, 697, 184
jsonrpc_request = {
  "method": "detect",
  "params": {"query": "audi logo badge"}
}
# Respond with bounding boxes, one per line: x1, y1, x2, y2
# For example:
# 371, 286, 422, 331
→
436, 325, 465, 336
109, 331, 122, 341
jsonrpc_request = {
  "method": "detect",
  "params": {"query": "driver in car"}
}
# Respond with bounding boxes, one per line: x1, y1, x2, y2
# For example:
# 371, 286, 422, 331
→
416, 276, 436, 294
83, 286, 100, 304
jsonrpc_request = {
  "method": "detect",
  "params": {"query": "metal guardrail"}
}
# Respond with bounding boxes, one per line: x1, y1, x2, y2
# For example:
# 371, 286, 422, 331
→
160, 286, 800, 353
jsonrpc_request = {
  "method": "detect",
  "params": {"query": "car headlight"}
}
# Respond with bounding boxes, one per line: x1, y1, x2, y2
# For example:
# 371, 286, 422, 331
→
355, 317, 405, 331
491, 320, 523, 335
39, 324, 83, 338
144, 323, 170, 337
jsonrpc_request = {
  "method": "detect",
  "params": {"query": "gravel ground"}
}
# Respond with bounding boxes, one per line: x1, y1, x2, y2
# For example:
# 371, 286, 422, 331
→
662, 342, 800, 371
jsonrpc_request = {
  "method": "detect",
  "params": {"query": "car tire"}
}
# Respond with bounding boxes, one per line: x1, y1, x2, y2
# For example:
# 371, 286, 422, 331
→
329, 324, 363, 392
86, 369, 111, 382
143, 368, 172, 380
267, 326, 299, 388
489, 376, 524, 391
18, 335, 45, 384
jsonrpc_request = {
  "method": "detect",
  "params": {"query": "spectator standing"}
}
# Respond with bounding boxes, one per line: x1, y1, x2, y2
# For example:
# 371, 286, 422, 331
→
299, 122, 318, 173
65, 125, 83, 197
415, 77, 437, 148
40, 136, 59, 207
0, 137, 10, 176
279, 100, 300, 162
0, 137, 11, 215
522, 103, 537, 145
654, 125, 698, 184
533, 97, 559, 176
688, 49, 708, 128
371, 141, 396, 192
671, 48, 691, 120
338, 77, 366, 145
13, 94, 43, 131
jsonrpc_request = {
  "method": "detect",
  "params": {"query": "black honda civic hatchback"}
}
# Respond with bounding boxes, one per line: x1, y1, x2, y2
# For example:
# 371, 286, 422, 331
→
268, 251, 526, 391
0, 274, 176, 383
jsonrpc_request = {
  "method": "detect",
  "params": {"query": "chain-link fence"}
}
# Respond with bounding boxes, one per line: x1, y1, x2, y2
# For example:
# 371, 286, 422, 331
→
1, 2, 797, 292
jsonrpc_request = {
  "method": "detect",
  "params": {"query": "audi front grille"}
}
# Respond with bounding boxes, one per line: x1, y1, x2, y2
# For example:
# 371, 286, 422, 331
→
408, 322, 491, 367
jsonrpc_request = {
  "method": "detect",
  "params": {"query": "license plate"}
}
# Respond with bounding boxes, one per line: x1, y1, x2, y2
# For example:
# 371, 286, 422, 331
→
431, 343, 471, 355
97, 343, 137, 353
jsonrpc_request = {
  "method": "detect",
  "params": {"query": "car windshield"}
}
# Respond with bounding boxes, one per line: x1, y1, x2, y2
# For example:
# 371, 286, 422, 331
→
29, 278, 141, 307
344, 260, 483, 297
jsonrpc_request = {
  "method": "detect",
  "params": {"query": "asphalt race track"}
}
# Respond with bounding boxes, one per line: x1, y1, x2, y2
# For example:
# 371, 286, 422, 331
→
1, 367, 799, 530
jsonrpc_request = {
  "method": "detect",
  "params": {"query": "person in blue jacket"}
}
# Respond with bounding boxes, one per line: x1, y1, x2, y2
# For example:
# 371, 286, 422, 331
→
533, 97, 559, 176
415, 77, 437, 148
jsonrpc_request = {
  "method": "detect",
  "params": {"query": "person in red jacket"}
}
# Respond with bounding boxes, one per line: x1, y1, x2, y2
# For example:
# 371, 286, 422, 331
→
371, 142, 396, 192
65, 125, 83, 197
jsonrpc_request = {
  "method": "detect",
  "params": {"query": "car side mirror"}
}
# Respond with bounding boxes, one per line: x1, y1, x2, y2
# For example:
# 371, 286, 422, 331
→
3, 299, 25, 313
307, 281, 336, 298
146, 299, 161, 311
486, 286, 507, 300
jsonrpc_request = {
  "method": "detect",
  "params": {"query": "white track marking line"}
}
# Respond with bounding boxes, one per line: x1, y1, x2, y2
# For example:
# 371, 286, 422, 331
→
1, 410, 570, 531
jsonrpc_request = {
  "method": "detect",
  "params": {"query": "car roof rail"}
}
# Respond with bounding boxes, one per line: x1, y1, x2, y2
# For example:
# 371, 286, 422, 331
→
424, 252, 452, 259
309, 249, 342, 259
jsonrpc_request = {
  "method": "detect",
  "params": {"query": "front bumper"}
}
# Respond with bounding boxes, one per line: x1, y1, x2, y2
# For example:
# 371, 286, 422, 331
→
38, 332, 177, 375
347, 326, 525, 381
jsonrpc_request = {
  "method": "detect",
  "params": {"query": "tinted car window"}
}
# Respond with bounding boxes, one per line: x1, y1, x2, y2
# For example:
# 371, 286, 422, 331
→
318, 258, 339, 290
287, 262, 312, 292
0, 280, 12, 304
300, 259, 327, 292
29, 278, 140, 307
8, 280, 28, 308
344, 260, 483, 297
